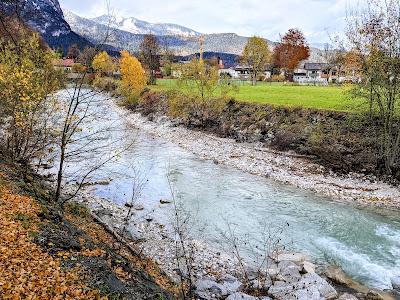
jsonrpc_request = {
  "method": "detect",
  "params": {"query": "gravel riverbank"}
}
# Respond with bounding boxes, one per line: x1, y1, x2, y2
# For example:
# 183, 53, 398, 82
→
120, 109, 400, 210
59, 103, 400, 299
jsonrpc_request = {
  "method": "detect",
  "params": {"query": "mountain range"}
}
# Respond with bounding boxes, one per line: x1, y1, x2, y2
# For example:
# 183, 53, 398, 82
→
90, 14, 201, 37
0, 0, 324, 63
63, 10, 263, 57
65, 10, 324, 61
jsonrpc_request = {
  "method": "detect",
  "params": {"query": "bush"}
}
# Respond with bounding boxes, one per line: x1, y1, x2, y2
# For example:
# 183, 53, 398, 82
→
93, 77, 119, 92
270, 74, 285, 82
138, 92, 164, 115
168, 94, 228, 127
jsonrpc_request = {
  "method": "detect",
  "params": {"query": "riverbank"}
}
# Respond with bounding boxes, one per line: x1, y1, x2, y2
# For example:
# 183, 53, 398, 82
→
69, 176, 399, 300
0, 160, 175, 299
119, 107, 400, 210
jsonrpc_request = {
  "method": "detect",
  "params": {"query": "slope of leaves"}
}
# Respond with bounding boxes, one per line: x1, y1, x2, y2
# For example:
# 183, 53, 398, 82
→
0, 176, 104, 299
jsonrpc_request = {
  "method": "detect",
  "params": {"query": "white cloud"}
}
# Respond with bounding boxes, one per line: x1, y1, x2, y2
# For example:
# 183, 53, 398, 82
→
60, 0, 349, 43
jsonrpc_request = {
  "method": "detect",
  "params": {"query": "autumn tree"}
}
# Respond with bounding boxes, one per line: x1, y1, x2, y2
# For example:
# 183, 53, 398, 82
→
346, 0, 400, 174
342, 50, 362, 79
119, 50, 147, 105
92, 51, 114, 76
242, 36, 271, 85
0, 33, 61, 163
139, 34, 160, 85
171, 58, 237, 126
67, 44, 80, 60
273, 28, 310, 81
161, 47, 175, 77
78, 46, 97, 67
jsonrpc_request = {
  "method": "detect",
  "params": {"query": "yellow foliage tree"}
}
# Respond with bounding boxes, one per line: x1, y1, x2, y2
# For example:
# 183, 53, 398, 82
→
0, 34, 61, 161
242, 36, 271, 85
92, 51, 114, 75
119, 50, 147, 105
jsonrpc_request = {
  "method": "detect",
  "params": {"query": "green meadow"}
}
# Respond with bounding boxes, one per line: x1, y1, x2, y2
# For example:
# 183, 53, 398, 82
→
151, 79, 366, 112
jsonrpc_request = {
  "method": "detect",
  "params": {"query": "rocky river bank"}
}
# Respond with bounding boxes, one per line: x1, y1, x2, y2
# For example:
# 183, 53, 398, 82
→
54, 98, 400, 299
67, 186, 399, 300
120, 109, 400, 210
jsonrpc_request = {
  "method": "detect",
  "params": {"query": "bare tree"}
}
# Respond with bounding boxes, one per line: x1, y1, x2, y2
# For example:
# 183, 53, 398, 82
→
346, 0, 400, 174
53, 3, 137, 203
120, 167, 149, 239
218, 220, 287, 295
166, 171, 198, 300
139, 34, 161, 85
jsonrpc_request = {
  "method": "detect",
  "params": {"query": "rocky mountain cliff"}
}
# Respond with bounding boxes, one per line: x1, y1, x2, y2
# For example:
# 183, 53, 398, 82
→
0, 0, 93, 52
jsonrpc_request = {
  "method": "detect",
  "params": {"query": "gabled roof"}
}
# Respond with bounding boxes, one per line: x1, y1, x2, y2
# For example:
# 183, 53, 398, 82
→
62, 59, 75, 67
52, 58, 75, 67
304, 63, 329, 70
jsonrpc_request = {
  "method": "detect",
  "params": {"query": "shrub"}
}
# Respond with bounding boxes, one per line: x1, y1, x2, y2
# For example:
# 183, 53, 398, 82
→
93, 76, 119, 92
168, 94, 228, 127
138, 92, 164, 115
270, 74, 285, 82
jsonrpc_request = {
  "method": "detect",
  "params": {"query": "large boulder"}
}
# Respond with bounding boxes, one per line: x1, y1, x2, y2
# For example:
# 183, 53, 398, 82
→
276, 261, 302, 283
122, 223, 143, 242
300, 273, 338, 299
275, 252, 308, 264
324, 266, 369, 294
268, 272, 337, 300
219, 274, 243, 295
195, 278, 227, 299
268, 281, 320, 300
195, 275, 244, 299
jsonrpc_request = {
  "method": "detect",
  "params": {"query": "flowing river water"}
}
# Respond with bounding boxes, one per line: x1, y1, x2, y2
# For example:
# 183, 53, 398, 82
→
57, 91, 400, 291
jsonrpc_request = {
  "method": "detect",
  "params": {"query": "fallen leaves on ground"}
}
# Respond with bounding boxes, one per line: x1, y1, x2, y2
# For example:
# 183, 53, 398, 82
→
0, 186, 106, 299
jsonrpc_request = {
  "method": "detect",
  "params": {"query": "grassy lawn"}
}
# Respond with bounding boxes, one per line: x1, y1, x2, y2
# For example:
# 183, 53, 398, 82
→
151, 79, 367, 112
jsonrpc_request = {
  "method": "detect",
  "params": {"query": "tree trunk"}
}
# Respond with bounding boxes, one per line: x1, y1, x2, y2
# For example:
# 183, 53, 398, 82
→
55, 145, 65, 202
252, 71, 257, 86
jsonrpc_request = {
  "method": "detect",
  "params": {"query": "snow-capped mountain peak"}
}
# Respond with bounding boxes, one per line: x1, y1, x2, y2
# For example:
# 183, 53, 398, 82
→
89, 13, 201, 37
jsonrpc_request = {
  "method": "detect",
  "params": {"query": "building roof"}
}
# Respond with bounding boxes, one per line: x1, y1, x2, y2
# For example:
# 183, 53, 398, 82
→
52, 58, 75, 67
234, 64, 273, 71
304, 63, 329, 70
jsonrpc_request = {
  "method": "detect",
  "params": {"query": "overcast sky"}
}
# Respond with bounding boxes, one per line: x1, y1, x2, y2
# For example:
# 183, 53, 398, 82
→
59, 0, 350, 43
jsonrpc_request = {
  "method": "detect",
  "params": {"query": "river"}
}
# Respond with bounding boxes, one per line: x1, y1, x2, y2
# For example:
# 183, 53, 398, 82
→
56, 90, 400, 290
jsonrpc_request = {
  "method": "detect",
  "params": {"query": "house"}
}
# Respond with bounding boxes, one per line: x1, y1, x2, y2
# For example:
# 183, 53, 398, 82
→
219, 65, 273, 81
294, 62, 361, 84
52, 58, 75, 72
219, 68, 238, 79
294, 63, 330, 85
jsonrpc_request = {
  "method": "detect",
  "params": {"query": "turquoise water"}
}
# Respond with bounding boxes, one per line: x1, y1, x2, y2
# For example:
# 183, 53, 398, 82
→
95, 130, 400, 290
57, 91, 400, 290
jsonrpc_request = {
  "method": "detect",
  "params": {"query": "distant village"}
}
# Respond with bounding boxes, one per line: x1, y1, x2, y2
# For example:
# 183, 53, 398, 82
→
53, 49, 361, 85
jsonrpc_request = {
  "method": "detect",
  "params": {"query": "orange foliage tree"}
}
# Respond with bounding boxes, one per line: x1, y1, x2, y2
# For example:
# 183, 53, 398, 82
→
273, 28, 310, 81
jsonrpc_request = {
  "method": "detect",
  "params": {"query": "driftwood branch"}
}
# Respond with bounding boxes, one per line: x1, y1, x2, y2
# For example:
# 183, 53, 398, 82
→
89, 211, 141, 258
